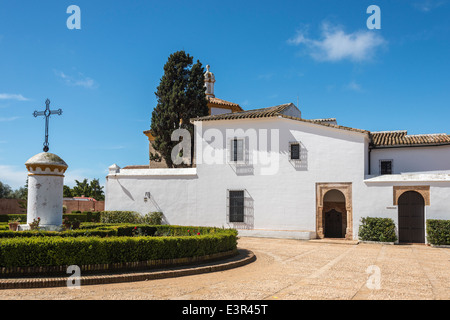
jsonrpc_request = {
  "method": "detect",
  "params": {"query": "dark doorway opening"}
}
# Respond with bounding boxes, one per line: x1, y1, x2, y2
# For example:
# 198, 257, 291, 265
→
324, 209, 343, 238
398, 191, 425, 243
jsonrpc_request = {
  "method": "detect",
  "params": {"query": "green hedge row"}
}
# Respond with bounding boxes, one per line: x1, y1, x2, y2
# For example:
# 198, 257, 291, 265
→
0, 213, 101, 223
0, 229, 238, 267
0, 214, 27, 223
358, 217, 398, 242
426, 219, 450, 245
99, 211, 163, 224
0, 211, 164, 224
0, 224, 231, 239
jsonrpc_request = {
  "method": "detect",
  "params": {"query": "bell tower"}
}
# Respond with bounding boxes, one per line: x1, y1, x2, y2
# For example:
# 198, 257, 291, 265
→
204, 65, 215, 98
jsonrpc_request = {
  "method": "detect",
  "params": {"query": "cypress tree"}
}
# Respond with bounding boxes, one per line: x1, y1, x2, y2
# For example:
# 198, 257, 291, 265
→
150, 51, 208, 167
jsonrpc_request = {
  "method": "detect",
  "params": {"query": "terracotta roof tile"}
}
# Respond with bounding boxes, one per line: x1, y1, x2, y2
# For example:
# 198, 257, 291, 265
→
371, 131, 450, 147
192, 103, 293, 121
192, 103, 369, 134
207, 96, 242, 109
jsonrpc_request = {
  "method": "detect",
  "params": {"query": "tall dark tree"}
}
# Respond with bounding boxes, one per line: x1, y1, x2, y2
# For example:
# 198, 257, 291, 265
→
150, 50, 209, 167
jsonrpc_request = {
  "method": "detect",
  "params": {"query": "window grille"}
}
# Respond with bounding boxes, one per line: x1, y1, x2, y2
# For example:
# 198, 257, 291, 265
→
380, 160, 393, 175
226, 189, 254, 229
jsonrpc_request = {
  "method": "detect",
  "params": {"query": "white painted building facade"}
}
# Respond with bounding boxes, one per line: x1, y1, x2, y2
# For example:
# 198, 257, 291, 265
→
105, 69, 450, 243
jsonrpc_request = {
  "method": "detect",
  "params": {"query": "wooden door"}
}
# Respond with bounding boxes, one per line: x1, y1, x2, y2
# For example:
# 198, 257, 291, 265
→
325, 209, 343, 238
398, 191, 425, 243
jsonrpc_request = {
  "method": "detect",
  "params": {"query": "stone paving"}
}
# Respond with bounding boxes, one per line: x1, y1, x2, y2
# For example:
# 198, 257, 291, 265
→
0, 237, 448, 300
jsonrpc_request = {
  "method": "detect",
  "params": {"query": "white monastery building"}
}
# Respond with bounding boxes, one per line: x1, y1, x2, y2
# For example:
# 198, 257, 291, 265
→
105, 66, 450, 243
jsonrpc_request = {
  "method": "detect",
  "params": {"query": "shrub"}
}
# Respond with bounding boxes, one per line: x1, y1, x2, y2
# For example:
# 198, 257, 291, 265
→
63, 214, 87, 222
358, 217, 397, 243
426, 219, 450, 245
0, 214, 27, 223
0, 228, 238, 267
100, 211, 142, 224
141, 212, 164, 225
85, 211, 101, 223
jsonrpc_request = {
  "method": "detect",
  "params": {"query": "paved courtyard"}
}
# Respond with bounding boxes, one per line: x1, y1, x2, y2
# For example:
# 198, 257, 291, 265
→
0, 237, 449, 300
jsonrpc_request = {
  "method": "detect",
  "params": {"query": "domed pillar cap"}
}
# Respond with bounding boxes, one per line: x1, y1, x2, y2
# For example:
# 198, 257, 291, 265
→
25, 152, 68, 175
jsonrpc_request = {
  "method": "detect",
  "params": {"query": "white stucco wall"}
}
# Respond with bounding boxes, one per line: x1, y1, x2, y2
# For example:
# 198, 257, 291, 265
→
370, 145, 450, 175
194, 117, 368, 235
105, 117, 450, 241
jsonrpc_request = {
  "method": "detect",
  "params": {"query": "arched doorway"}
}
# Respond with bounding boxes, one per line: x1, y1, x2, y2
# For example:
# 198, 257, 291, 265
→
398, 191, 425, 243
323, 189, 346, 239
316, 183, 353, 239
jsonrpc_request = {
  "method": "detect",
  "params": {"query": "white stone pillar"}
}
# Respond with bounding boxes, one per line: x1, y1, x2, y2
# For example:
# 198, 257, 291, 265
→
23, 152, 68, 231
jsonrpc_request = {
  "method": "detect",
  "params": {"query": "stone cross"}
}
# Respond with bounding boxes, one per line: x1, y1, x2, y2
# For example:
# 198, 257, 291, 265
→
33, 99, 63, 152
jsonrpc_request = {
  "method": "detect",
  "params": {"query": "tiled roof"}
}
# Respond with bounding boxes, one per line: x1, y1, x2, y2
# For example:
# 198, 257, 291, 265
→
310, 118, 337, 123
371, 130, 450, 147
192, 103, 369, 134
207, 96, 242, 109
193, 103, 293, 121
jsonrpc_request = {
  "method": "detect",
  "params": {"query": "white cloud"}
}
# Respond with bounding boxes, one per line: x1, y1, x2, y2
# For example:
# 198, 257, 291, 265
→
288, 23, 386, 62
345, 81, 363, 92
413, 0, 446, 12
257, 73, 273, 80
55, 70, 98, 89
0, 165, 28, 190
0, 116, 20, 122
0, 93, 29, 101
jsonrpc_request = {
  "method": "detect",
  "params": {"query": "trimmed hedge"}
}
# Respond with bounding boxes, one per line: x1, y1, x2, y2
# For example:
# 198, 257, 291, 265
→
99, 211, 164, 224
426, 219, 450, 245
0, 213, 101, 224
358, 217, 397, 243
0, 214, 27, 223
0, 228, 238, 267
0, 224, 231, 239
99, 211, 141, 224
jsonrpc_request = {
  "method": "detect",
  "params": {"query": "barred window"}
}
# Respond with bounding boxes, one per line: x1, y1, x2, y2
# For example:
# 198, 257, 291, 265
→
290, 143, 300, 160
231, 138, 244, 162
380, 160, 393, 175
229, 190, 245, 223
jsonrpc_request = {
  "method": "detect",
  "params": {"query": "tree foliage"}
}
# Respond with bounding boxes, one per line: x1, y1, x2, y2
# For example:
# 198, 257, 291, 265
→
0, 180, 27, 200
64, 178, 104, 201
150, 50, 209, 167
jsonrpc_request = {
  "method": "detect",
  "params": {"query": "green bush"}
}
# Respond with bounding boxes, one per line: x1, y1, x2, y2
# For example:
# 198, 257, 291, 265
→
63, 214, 87, 222
0, 228, 238, 267
358, 217, 397, 242
100, 211, 142, 224
0, 214, 27, 223
426, 219, 450, 245
141, 212, 164, 225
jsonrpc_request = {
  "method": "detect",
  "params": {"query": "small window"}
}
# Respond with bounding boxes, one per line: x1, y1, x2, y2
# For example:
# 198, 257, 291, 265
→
229, 190, 244, 222
290, 143, 300, 160
231, 138, 244, 162
380, 160, 393, 175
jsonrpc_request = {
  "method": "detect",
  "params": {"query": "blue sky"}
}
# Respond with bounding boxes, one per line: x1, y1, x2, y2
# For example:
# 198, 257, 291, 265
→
1, 0, 449, 189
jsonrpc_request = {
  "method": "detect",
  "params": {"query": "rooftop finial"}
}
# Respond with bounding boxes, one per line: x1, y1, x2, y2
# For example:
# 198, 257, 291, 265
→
204, 64, 215, 98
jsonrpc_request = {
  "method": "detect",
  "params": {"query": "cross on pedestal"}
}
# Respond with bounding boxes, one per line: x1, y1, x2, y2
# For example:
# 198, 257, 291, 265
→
33, 99, 63, 152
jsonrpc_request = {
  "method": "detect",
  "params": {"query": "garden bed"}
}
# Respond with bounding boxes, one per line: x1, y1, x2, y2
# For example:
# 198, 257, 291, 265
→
0, 224, 238, 275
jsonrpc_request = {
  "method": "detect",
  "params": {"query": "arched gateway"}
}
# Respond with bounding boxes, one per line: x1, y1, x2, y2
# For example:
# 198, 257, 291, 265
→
398, 191, 425, 243
316, 183, 353, 240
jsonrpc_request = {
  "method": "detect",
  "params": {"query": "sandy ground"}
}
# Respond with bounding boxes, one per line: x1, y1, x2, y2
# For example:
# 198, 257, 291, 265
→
0, 237, 449, 300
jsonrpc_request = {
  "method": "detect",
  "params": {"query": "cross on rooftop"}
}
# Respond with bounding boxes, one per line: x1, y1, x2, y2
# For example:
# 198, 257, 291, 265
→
33, 99, 63, 152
